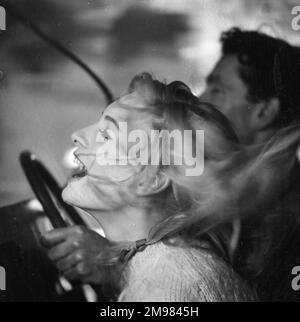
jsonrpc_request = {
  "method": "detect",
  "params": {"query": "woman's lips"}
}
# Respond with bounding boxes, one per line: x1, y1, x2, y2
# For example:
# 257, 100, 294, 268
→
72, 153, 87, 178
72, 169, 87, 179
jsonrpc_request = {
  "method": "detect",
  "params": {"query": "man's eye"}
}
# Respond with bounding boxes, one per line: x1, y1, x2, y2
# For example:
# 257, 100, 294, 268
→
211, 87, 222, 94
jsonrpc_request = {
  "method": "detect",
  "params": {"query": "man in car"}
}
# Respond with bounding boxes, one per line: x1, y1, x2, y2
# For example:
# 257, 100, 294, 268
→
200, 27, 300, 301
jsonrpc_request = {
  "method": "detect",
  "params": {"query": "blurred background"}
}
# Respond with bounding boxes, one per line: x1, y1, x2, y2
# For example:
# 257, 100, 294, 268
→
0, 0, 299, 206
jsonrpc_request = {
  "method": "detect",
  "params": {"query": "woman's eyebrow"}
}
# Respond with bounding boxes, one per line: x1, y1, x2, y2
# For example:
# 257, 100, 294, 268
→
104, 115, 119, 129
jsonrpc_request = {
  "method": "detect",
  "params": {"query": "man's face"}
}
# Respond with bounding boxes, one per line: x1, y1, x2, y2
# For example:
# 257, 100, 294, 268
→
200, 54, 257, 144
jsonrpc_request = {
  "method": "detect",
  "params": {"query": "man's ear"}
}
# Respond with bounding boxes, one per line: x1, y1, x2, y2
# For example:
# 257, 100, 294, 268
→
136, 172, 170, 196
252, 98, 280, 130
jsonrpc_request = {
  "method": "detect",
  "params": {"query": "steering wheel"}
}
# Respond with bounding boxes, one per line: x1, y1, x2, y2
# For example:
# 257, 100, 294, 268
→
19, 150, 86, 229
19, 151, 108, 301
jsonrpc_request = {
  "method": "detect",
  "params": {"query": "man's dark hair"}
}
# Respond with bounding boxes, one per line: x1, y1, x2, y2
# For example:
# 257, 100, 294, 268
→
220, 27, 300, 128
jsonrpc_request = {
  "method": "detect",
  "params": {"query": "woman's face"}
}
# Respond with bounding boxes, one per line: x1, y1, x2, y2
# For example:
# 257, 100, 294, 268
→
62, 92, 151, 212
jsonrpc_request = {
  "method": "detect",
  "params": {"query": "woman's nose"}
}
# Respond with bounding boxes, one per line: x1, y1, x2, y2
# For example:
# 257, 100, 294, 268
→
71, 128, 88, 148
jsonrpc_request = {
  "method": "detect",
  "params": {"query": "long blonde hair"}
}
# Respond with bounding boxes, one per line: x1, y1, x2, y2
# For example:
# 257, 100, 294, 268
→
95, 73, 300, 297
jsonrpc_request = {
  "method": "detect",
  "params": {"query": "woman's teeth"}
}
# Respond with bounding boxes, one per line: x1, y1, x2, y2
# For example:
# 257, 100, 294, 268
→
73, 156, 87, 178
74, 157, 85, 168
74, 156, 81, 166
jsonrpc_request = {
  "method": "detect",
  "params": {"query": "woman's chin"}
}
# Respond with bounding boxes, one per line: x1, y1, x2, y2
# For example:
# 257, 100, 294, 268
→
62, 177, 109, 211
62, 179, 86, 208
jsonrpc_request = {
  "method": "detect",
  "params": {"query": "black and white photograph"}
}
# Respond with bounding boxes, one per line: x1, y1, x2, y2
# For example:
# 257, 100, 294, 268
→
0, 0, 300, 305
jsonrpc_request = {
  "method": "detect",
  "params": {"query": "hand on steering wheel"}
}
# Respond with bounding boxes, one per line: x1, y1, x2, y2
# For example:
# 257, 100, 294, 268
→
41, 226, 110, 284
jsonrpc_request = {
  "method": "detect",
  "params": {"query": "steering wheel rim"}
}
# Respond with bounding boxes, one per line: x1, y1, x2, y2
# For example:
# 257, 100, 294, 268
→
19, 150, 86, 229
19, 150, 108, 301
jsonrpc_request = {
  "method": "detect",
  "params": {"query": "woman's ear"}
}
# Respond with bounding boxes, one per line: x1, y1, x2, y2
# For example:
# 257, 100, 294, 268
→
136, 172, 170, 196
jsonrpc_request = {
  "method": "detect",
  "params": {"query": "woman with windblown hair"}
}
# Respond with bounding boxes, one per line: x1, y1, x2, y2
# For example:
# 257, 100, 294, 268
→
42, 73, 300, 301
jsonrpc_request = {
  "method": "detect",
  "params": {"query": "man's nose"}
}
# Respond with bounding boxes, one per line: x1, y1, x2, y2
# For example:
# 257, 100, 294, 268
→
199, 90, 209, 102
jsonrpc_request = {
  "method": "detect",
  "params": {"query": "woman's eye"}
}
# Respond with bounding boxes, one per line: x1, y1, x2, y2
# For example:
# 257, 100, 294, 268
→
98, 129, 111, 141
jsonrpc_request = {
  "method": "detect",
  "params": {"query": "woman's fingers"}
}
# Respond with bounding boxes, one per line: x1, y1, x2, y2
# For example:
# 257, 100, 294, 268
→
41, 226, 105, 283
56, 251, 83, 272
63, 262, 90, 281
41, 226, 85, 248
41, 227, 71, 247
47, 239, 80, 262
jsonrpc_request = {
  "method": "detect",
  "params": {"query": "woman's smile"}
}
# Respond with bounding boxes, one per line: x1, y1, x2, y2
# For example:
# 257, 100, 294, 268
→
72, 152, 87, 179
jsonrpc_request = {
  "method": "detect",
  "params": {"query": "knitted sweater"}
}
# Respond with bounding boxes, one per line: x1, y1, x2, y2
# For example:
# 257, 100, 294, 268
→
118, 241, 256, 302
